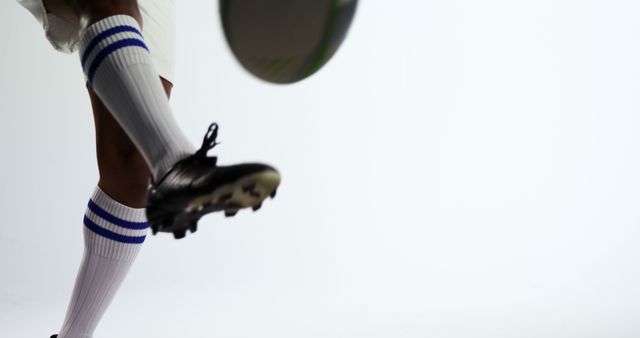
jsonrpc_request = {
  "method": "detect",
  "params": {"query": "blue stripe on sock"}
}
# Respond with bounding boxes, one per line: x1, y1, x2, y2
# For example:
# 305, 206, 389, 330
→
81, 25, 144, 68
84, 216, 147, 244
88, 200, 148, 230
87, 38, 149, 83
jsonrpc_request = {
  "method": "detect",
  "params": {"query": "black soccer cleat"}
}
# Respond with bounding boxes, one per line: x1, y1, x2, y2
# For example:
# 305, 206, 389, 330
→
146, 123, 280, 239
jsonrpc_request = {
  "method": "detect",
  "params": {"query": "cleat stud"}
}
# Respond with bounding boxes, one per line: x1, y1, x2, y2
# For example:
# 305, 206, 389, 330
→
252, 203, 262, 211
270, 189, 277, 198
173, 229, 186, 239
151, 226, 159, 235
190, 222, 198, 233
225, 209, 239, 217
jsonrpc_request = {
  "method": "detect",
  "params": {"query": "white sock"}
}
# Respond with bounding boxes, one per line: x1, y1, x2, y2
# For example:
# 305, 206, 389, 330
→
79, 15, 194, 180
58, 187, 148, 338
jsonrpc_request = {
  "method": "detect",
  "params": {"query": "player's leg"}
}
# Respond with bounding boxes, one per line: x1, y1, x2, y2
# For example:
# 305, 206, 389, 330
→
53, 81, 171, 338
90, 79, 173, 207
53, 2, 174, 335
71, 0, 193, 180
71, 0, 280, 237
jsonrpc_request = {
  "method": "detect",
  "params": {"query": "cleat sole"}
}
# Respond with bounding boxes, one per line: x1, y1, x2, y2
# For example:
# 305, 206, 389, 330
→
150, 169, 280, 239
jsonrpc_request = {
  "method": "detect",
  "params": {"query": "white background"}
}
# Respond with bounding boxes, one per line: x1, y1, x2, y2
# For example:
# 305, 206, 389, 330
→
2, 0, 640, 337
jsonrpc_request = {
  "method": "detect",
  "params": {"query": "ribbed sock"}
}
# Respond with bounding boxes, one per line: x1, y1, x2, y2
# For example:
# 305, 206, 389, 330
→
58, 187, 148, 338
79, 15, 194, 180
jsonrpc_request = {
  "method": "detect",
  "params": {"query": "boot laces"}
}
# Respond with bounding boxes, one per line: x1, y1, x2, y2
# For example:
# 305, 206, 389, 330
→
195, 123, 221, 158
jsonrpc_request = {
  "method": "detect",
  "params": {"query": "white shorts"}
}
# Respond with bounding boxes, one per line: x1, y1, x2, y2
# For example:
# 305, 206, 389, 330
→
18, 0, 177, 83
